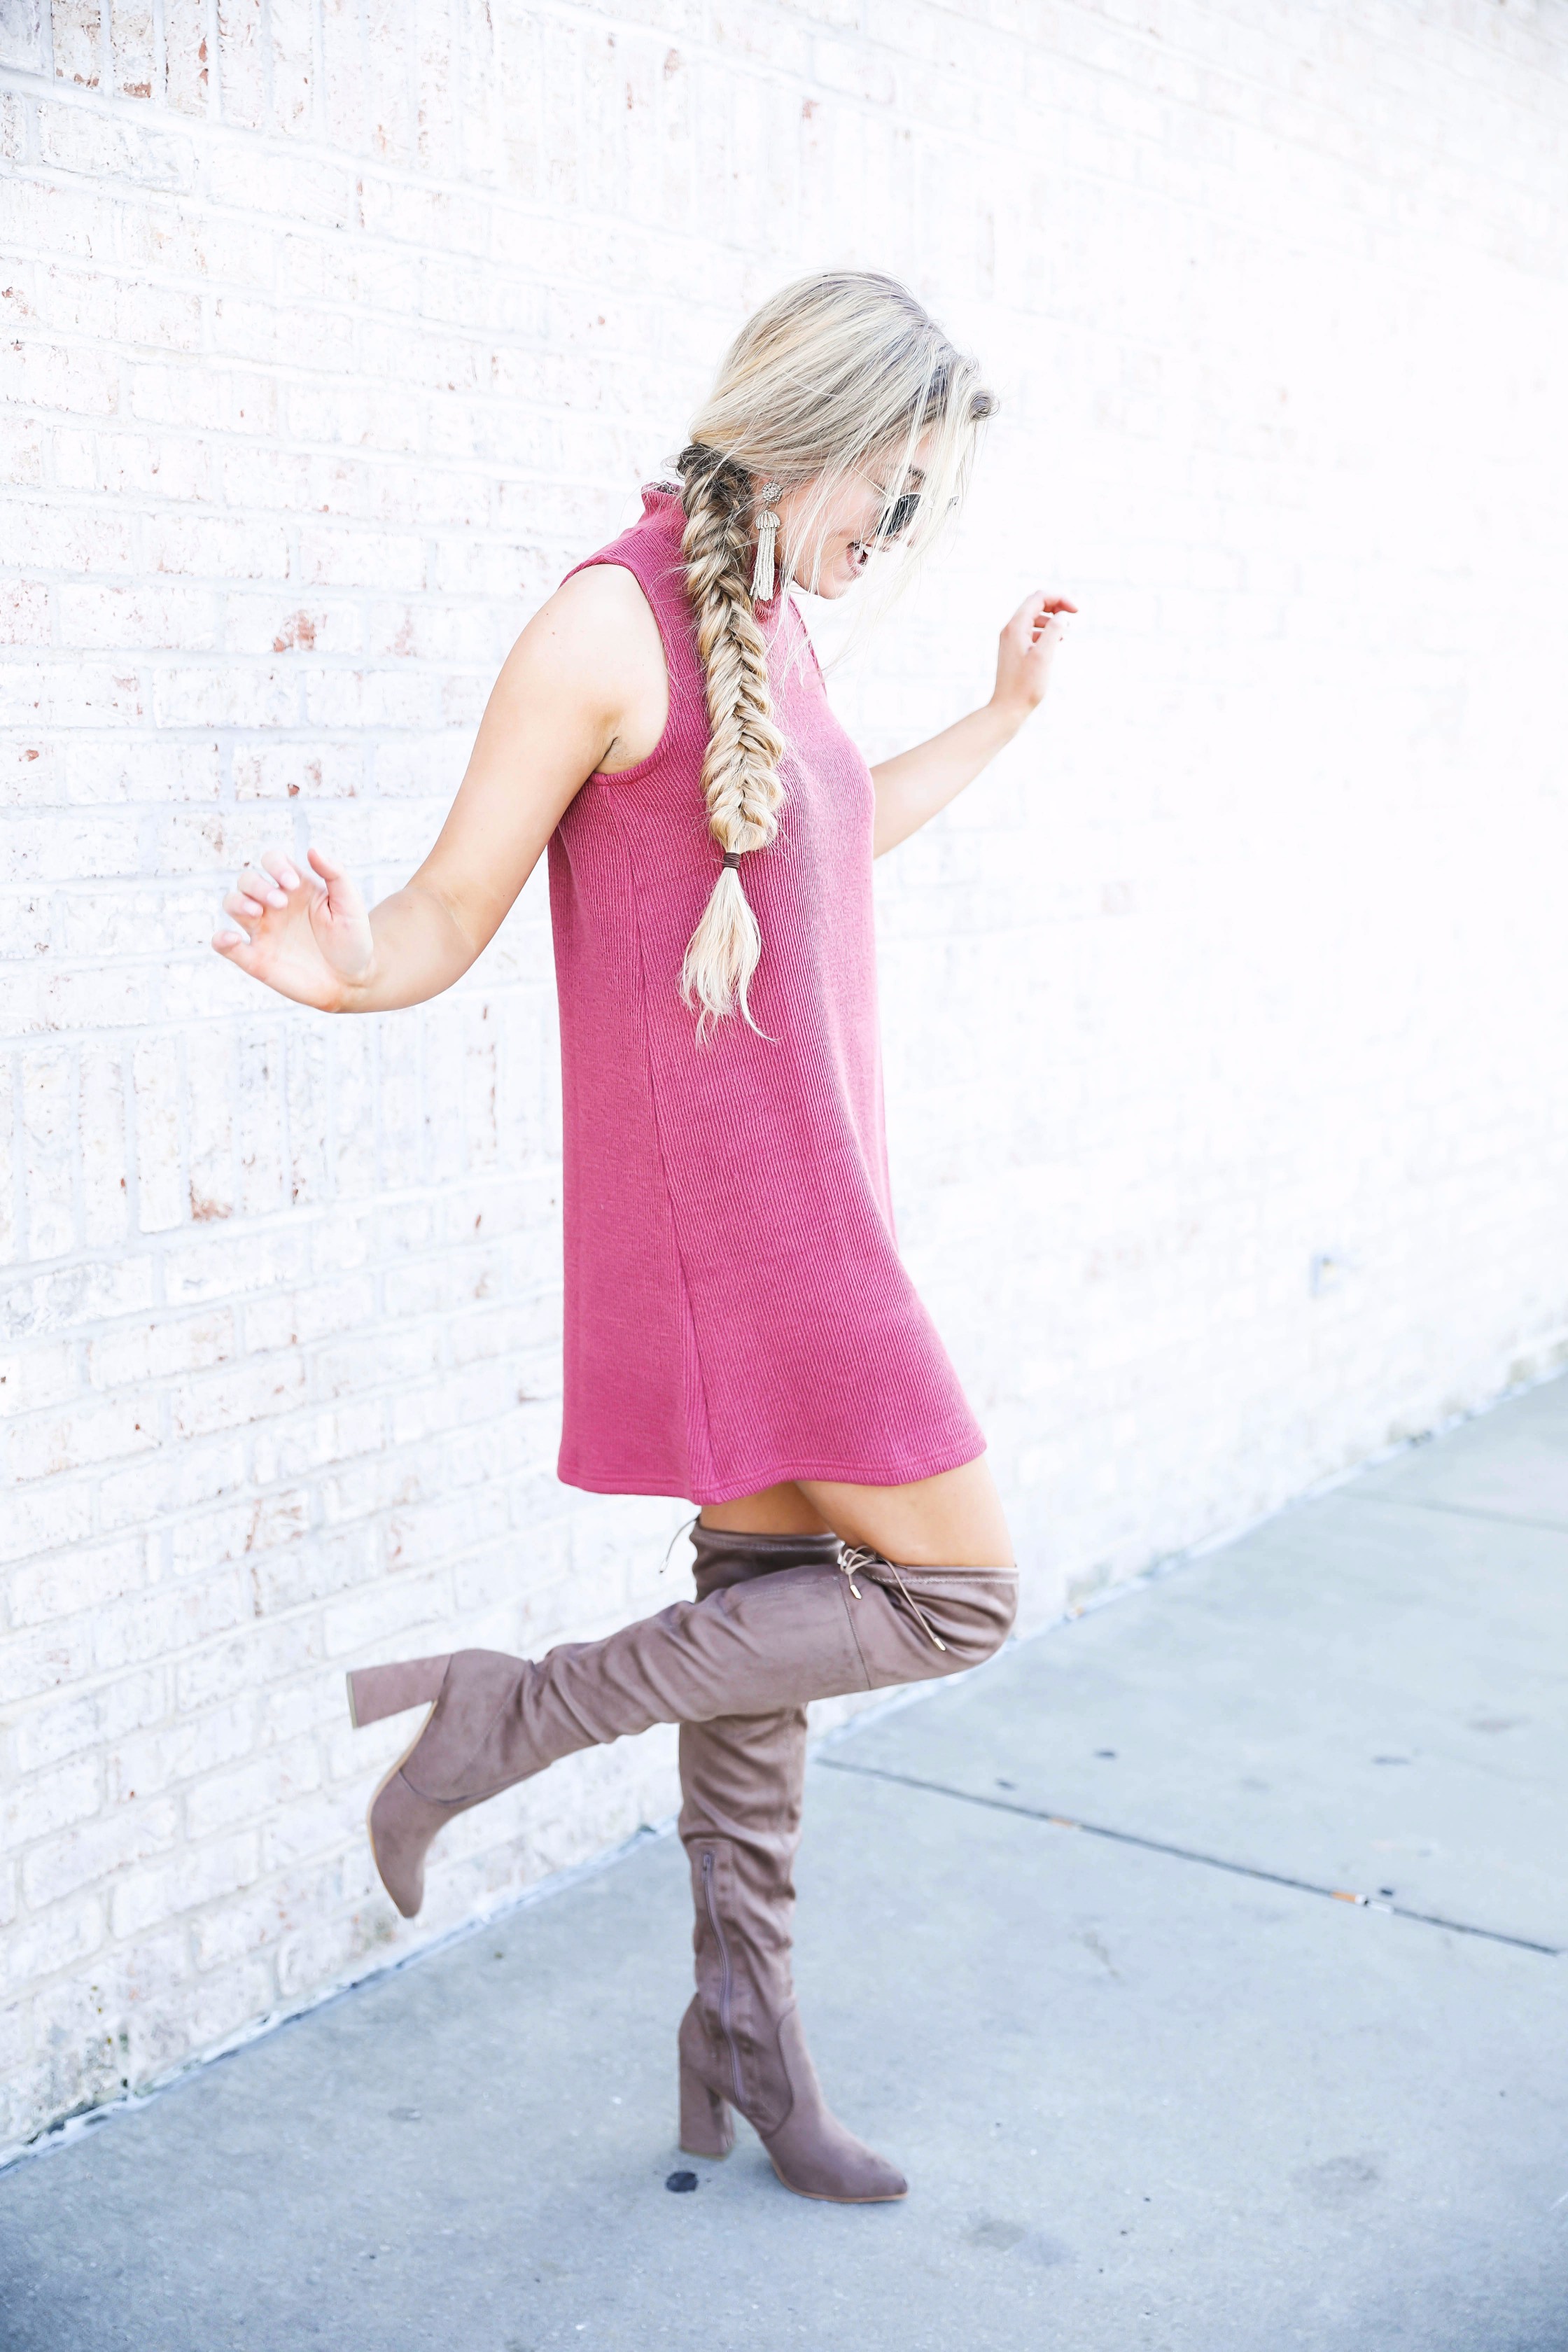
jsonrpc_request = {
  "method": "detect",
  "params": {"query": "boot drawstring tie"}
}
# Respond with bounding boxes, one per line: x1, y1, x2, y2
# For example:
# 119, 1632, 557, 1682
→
836, 1544, 948, 1653
662, 1512, 700, 1576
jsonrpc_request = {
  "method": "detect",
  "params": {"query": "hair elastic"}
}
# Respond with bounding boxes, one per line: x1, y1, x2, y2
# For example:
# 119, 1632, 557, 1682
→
721, 850, 742, 869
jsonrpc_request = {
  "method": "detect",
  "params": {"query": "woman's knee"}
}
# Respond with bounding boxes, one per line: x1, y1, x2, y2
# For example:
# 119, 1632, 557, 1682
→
923, 1566, 1018, 1670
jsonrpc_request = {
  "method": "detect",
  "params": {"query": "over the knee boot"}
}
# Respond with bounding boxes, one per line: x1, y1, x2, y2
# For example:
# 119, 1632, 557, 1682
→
676, 1523, 906, 2202
347, 1546, 1017, 1917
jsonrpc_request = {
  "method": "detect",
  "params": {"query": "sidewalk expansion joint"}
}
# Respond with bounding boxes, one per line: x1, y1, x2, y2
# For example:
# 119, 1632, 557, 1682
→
818, 1758, 1562, 1959
1350, 1492, 1568, 1539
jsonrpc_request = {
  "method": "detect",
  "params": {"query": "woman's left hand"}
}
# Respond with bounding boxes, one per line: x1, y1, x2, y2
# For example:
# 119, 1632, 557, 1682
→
991, 590, 1078, 722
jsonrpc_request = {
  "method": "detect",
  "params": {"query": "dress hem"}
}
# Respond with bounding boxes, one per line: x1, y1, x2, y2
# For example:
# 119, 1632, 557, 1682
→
555, 1428, 988, 1507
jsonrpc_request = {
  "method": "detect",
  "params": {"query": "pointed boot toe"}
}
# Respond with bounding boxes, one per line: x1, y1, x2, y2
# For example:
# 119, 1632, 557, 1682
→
760, 2008, 908, 2203
368, 1768, 463, 1919
763, 2108, 909, 2204
764, 2129, 907, 2202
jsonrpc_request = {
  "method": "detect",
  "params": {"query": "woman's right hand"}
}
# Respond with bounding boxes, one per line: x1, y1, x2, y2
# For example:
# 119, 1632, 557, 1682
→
211, 841, 376, 1011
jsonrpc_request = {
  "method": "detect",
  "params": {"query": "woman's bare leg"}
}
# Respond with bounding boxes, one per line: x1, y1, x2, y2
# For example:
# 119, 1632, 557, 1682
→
699, 1480, 835, 1536
699, 1455, 1012, 1568
802, 1455, 1013, 1567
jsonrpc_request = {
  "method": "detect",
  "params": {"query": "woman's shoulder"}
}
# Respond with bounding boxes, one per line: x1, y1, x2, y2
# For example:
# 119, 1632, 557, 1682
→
529, 562, 670, 755
536, 489, 703, 775
548, 558, 661, 631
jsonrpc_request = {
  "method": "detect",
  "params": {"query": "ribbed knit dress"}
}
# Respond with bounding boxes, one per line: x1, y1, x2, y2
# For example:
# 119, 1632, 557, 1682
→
547, 484, 986, 1505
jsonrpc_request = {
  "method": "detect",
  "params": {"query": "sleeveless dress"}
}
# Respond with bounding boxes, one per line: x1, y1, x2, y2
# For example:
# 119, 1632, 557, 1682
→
547, 484, 986, 1504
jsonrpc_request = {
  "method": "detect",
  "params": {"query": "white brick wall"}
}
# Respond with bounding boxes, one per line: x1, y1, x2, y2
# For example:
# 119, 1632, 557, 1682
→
3, 0, 1567, 2154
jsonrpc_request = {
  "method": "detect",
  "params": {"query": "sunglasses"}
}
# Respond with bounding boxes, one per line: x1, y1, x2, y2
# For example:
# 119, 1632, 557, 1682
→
876, 488, 920, 542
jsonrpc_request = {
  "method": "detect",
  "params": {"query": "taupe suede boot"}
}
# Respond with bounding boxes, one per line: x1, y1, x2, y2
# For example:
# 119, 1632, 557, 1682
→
348, 1547, 1016, 1919
676, 1523, 906, 2202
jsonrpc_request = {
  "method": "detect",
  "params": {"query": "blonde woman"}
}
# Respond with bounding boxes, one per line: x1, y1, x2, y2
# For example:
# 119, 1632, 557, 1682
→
213, 271, 1075, 2204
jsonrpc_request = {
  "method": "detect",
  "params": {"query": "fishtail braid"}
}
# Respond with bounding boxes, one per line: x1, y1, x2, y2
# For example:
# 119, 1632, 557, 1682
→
676, 442, 788, 1038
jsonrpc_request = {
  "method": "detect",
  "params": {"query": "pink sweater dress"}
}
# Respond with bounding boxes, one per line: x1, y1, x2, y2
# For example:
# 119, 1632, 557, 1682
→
547, 484, 986, 1504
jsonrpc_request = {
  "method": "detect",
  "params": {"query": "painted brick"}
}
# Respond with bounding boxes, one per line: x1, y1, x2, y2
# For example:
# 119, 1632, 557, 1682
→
0, 1, 46, 73
0, 336, 120, 414
6, 1533, 149, 1630
218, 0, 268, 132
59, 583, 220, 652
174, 1954, 276, 2051
6, 1391, 160, 1483
103, 1698, 255, 1807
85, 1308, 236, 1392
22, 1800, 179, 1909
0, 580, 50, 645
109, 1826, 261, 1938
0, 1755, 102, 1855
0, 1335, 78, 1415
10, 1665, 167, 1768
90, 1568, 254, 1674
183, 1736, 321, 1840
112, 0, 155, 99
2, 1894, 105, 1994
185, 1856, 330, 1970
64, 737, 222, 805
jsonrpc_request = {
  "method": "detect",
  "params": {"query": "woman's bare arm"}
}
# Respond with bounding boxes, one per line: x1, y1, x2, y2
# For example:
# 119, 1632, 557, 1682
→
211, 563, 668, 1013
870, 589, 1076, 858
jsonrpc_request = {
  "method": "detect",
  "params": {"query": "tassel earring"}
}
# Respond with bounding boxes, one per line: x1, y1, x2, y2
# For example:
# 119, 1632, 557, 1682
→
750, 483, 783, 602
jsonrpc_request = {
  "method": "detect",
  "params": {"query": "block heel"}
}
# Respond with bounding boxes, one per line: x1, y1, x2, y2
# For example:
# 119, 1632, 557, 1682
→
678, 2058, 735, 2160
346, 1655, 451, 1730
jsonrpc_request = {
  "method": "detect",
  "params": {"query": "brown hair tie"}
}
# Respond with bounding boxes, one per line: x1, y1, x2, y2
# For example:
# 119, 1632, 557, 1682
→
721, 850, 741, 869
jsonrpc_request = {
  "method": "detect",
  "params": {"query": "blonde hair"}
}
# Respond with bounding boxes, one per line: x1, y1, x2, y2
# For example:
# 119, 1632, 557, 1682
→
676, 270, 996, 1036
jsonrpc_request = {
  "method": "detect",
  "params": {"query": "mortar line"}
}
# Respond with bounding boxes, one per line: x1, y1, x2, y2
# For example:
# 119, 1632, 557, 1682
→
818, 1759, 1562, 1959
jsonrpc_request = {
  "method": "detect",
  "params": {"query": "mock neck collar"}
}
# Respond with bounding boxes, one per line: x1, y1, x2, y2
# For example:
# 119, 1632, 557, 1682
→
639, 482, 683, 524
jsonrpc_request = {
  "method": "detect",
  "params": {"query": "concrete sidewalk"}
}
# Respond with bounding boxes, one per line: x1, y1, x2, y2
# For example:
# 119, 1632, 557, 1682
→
4, 1380, 1567, 2351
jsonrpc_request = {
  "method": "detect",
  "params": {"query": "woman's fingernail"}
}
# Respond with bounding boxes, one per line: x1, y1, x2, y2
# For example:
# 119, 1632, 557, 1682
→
280, 869, 300, 887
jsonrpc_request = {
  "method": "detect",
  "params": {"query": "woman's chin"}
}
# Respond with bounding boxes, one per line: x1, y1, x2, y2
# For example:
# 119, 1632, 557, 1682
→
806, 559, 867, 602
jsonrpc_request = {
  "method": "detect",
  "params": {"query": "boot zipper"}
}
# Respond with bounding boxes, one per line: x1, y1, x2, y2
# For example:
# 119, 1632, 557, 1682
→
701, 1849, 744, 2107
